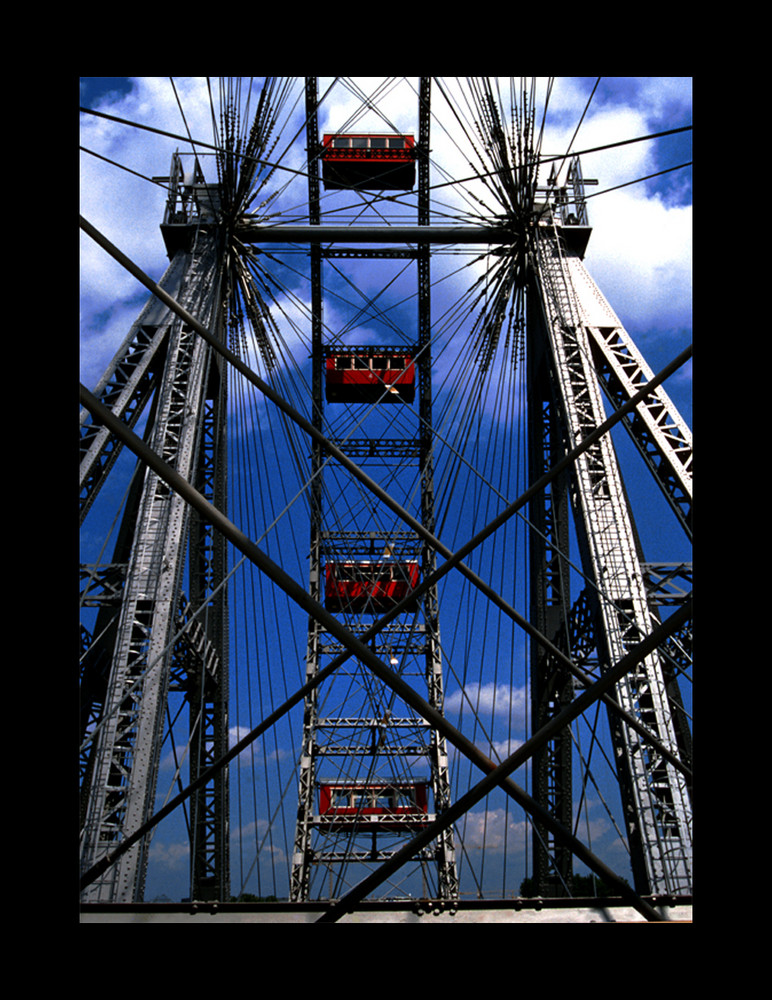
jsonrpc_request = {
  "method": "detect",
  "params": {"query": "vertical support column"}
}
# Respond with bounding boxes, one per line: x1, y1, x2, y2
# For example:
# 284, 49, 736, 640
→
290, 77, 323, 901
291, 77, 457, 901
79, 236, 225, 902
533, 228, 692, 894
417, 77, 458, 898
187, 331, 230, 902
526, 277, 574, 895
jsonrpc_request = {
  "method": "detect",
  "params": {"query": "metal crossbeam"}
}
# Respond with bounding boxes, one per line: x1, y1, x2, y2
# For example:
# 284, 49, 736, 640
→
78, 377, 685, 922
237, 223, 518, 244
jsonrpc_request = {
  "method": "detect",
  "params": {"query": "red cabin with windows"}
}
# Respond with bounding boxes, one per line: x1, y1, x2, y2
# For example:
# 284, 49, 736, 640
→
318, 781, 430, 831
325, 350, 416, 404
325, 560, 420, 613
321, 133, 416, 190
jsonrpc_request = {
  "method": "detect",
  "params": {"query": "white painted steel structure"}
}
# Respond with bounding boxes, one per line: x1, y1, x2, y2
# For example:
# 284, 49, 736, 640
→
535, 226, 692, 893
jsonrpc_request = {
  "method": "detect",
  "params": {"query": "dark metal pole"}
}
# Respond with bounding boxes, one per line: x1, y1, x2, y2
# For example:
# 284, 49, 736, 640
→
76, 382, 494, 778
80, 219, 689, 596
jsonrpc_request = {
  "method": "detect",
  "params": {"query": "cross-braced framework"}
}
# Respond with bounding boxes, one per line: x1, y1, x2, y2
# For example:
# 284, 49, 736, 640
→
79, 77, 692, 919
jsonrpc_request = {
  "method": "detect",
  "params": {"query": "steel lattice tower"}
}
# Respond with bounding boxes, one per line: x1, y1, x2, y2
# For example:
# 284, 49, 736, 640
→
79, 182, 230, 901
527, 227, 692, 895
290, 79, 458, 901
79, 78, 692, 914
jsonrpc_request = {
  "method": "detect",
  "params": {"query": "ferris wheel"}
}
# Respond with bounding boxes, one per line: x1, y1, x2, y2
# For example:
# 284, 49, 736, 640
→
79, 77, 692, 918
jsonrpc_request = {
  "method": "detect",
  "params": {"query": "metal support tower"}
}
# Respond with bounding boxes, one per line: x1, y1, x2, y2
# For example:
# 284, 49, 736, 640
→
290, 78, 458, 901
79, 168, 230, 902
528, 203, 692, 894
526, 282, 575, 895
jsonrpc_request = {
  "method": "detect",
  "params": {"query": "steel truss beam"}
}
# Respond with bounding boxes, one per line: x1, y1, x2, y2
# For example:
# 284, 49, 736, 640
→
79, 234, 229, 903
79, 253, 189, 522
565, 257, 692, 537
185, 366, 230, 900
527, 299, 575, 895
290, 76, 324, 902
534, 225, 692, 894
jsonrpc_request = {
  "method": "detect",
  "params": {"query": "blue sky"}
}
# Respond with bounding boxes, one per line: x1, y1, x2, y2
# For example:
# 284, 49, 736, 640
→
80, 78, 691, 902
80, 77, 691, 432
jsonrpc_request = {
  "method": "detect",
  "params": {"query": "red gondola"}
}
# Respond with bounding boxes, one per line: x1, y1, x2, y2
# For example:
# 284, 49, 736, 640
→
325, 560, 420, 613
325, 351, 416, 404
318, 781, 430, 831
321, 133, 416, 191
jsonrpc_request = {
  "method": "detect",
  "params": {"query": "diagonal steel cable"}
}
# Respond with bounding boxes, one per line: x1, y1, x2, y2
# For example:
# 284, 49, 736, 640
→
315, 597, 691, 923
79, 378, 684, 922
80, 214, 692, 778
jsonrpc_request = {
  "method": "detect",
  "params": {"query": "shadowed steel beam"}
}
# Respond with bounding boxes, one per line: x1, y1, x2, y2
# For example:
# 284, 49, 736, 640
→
236, 223, 518, 244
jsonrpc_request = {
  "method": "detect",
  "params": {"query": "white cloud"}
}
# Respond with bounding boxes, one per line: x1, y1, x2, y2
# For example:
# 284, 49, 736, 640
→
445, 682, 527, 723
149, 838, 189, 870
490, 736, 525, 761
317, 76, 419, 136
228, 725, 266, 760
81, 77, 691, 389
585, 190, 692, 334
228, 725, 292, 764
458, 806, 528, 852
229, 724, 252, 747
230, 818, 288, 861
533, 83, 691, 338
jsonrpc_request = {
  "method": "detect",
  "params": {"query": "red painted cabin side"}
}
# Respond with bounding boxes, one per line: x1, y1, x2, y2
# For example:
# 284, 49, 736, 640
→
318, 782, 430, 831
324, 560, 420, 614
325, 351, 416, 404
321, 133, 416, 190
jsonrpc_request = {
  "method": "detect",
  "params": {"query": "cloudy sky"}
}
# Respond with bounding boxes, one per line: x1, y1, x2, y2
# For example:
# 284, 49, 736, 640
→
80, 76, 691, 577
80, 76, 691, 394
